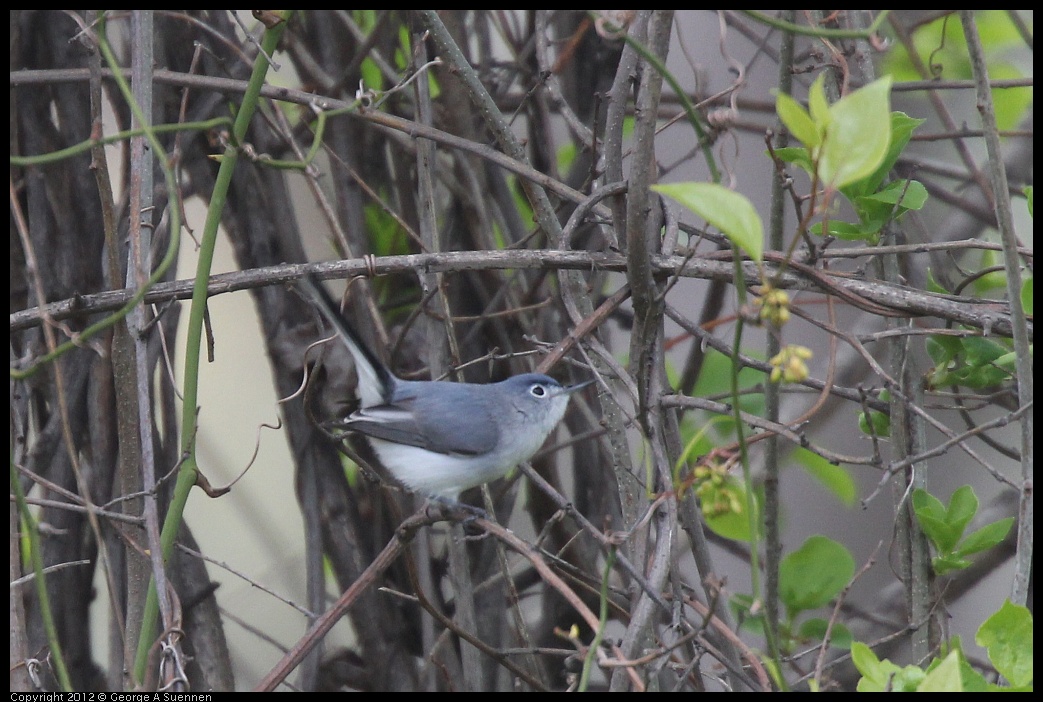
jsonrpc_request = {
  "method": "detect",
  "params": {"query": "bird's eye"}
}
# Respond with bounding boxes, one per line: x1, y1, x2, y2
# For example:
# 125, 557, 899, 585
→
530, 384, 547, 397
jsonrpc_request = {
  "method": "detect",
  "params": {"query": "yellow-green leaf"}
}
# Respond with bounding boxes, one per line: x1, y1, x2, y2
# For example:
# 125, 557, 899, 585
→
819, 77, 893, 189
653, 182, 763, 261
776, 91, 820, 148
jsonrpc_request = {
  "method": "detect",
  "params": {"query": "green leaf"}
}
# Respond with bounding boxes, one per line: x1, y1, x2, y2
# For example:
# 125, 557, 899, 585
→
921, 515, 961, 557
1022, 277, 1033, 315
913, 488, 962, 553
851, 640, 878, 671
818, 77, 893, 189
986, 62, 1033, 131
961, 337, 1009, 367
973, 247, 1009, 294
918, 649, 964, 692
911, 487, 946, 521
857, 408, 890, 438
926, 268, 951, 294
358, 10, 388, 83
848, 203, 894, 233
950, 363, 1012, 389
730, 594, 784, 647
976, 600, 1034, 688
876, 112, 925, 180
955, 517, 1014, 557
807, 73, 830, 126
933, 637, 991, 692
779, 536, 854, 615
689, 350, 764, 437
914, 486, 1010, 574
811, 219, 881, 242
852, 642, 892, 691
843, 112, 925, 199
857, 179, 928, 212
776, 91, 820, 148
729, 593, 761, 632
852, 642, 925, 692
891, 667, 929, 692
926, 334, 960, 367
771, 146, 814, 175
364, 202, 410, 257
794, 447, 857, 506
653, 182, 763, 261
933, 554, 972, 576
797, 618, 852, 649
946, 485, 978, 534
702, 477, 760, 543
955, 515, 1013, 559
991, 350, 1018, 374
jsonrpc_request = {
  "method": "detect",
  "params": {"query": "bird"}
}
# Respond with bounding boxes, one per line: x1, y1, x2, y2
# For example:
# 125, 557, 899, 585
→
298, 274, 591, 501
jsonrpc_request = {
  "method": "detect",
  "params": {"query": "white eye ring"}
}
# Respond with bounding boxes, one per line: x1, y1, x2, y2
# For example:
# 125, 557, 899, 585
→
530, 384, 547, 398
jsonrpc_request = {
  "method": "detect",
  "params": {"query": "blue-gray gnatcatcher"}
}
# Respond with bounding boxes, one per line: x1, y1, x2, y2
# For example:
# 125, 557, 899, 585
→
299, 274, 591, 501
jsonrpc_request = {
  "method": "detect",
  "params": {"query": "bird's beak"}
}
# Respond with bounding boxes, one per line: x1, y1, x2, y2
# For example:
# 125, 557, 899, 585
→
565, 378, 595, 394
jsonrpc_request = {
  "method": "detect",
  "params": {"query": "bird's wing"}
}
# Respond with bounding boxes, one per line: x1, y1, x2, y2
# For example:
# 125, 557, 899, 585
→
346, 392, 498, 456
